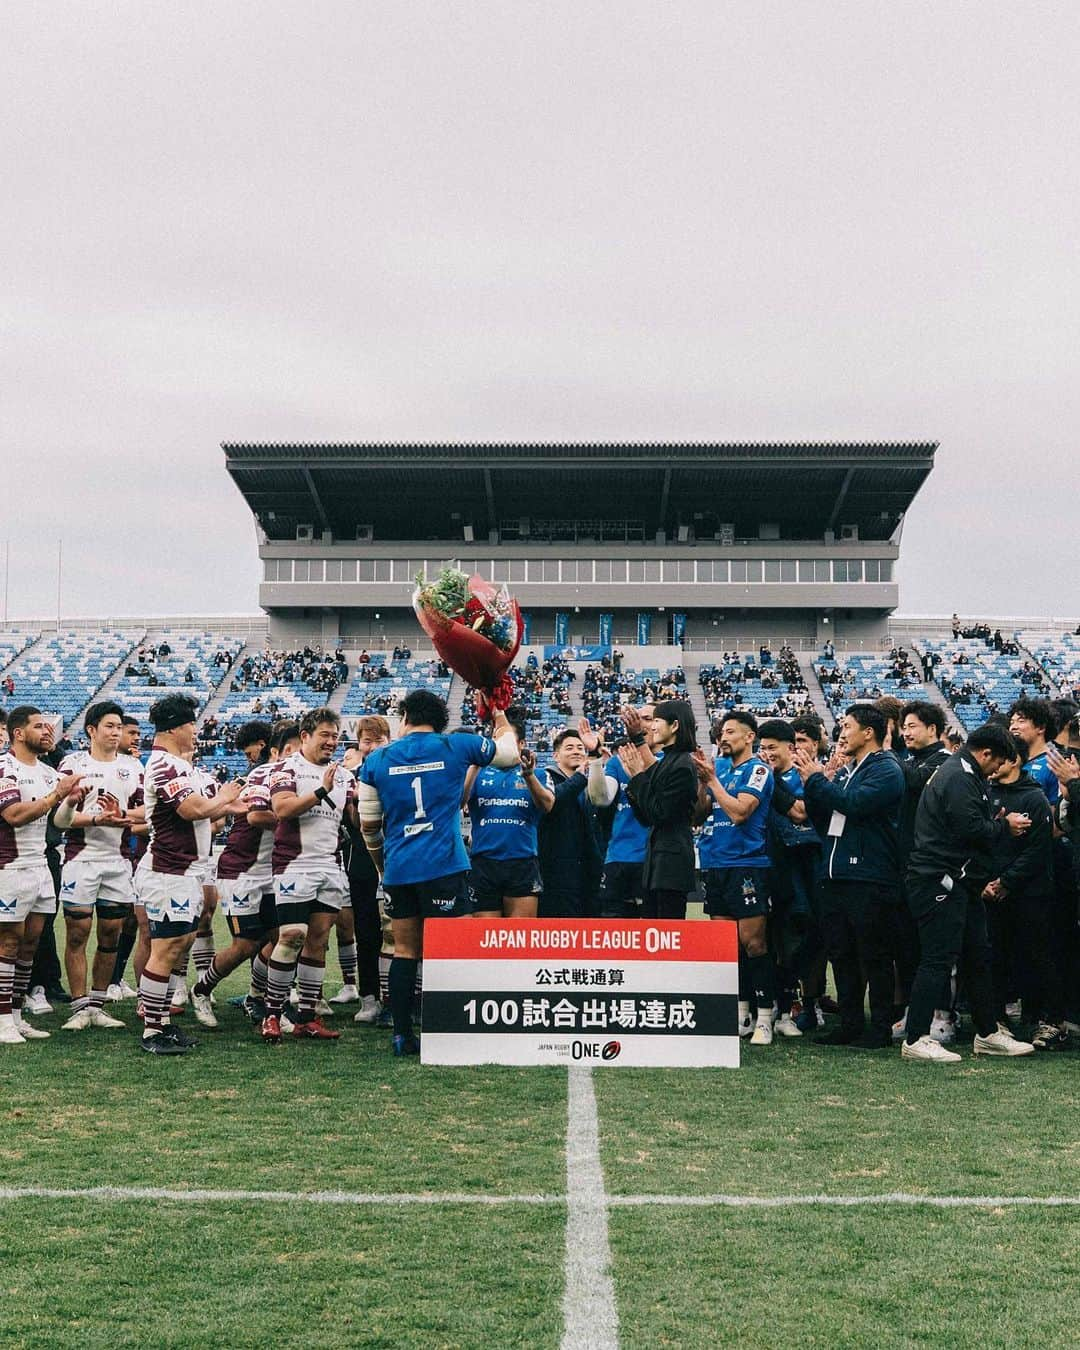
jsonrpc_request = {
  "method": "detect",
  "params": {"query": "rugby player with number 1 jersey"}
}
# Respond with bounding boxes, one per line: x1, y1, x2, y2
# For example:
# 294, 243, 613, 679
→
358, 689, 519, 1056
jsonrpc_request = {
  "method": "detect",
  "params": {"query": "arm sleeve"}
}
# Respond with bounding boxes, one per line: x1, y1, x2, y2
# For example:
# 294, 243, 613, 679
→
490, 730, 519, 769
771, 777, 798, 816
587, 759, 619, 807
357, 781, 384, 828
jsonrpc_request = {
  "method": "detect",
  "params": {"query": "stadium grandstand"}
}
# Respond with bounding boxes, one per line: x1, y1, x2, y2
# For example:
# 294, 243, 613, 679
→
2, 443, 1079, 749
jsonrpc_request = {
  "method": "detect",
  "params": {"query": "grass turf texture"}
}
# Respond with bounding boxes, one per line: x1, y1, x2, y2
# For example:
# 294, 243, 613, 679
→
3, 914, 1078, 1346
609, 1205, 1080, 1349
0, 1198, 565, 1350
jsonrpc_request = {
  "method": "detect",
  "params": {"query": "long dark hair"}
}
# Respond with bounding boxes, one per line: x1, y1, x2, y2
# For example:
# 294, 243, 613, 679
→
652, 699, 697, 753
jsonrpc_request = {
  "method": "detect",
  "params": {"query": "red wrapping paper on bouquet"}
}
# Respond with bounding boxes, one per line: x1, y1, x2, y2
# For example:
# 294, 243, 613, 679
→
413, 568, 523, 718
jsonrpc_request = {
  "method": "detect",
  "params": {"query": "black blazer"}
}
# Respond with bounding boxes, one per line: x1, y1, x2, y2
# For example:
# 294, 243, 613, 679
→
626, 750, 698, 893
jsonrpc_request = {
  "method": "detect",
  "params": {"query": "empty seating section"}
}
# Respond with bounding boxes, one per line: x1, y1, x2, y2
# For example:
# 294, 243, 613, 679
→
701, 649, 813, 723
0, 631, 36, 674
114, 632, 242, 737
341, 656, 451, 718
918, 637, 1027, 731
1, 630, 142, 730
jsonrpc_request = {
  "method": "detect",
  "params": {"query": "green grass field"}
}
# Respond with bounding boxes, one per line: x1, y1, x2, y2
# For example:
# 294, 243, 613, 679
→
1, 916, 1078, 1348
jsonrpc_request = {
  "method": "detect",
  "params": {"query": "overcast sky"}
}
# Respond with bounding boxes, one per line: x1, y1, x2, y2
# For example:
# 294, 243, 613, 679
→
4, 2, 1078, 622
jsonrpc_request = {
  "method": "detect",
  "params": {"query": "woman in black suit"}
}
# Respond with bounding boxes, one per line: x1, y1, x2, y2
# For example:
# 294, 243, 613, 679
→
618, 700, 701, 920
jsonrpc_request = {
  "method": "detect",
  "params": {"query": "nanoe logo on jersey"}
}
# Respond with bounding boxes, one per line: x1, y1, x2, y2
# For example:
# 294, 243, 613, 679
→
571, 1040, 622, 1060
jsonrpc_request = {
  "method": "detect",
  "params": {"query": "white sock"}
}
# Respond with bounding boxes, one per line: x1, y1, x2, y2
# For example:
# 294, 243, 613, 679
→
757, 1003, 777, 1025
738, 1000, 751, 1024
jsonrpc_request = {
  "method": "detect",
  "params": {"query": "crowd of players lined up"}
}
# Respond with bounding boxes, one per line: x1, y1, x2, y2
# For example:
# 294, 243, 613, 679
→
0, 678, 1078, 1061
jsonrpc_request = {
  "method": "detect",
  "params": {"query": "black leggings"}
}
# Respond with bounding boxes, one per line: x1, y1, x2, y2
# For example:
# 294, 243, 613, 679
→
349, 872, 382, 999
987, 892, 1064, 1025
642, 889, 687, 920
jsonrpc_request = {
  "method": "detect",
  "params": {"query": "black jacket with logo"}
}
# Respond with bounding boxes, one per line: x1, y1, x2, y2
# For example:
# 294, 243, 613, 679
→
907, 748, 1008, 886
986, 773, 1055, 898
897, 741, 950, 862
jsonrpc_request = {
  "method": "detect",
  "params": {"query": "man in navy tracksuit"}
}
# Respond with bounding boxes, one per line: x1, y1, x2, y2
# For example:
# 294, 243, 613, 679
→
795, 704, 904, 1048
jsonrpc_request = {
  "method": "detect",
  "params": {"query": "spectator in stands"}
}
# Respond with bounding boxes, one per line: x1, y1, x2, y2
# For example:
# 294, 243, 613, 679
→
1, 675, 13, 699
358, 649, 369, 665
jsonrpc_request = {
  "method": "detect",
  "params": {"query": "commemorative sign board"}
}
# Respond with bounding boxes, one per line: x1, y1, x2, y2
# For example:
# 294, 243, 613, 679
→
421, 918, 739, 1067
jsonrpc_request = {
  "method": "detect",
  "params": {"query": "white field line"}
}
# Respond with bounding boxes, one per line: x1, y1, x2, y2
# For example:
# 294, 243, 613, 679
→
0, 1186, 1076, 1210
561, 1066, 619, 1350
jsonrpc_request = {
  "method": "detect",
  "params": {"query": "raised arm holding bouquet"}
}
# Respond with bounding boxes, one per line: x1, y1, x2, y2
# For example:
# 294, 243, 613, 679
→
412, 566, 523, 718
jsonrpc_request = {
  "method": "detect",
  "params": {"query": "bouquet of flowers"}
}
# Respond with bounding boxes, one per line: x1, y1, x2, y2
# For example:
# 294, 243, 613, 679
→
413, 565, 523, 716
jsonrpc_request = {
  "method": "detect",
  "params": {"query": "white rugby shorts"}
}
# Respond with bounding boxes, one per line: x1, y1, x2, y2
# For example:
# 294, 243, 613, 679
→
221, 874, 274, 917
274, 865, 348, 913
0, 866, 56, 922
60, 856, 134, 910
133, 869, 204, 926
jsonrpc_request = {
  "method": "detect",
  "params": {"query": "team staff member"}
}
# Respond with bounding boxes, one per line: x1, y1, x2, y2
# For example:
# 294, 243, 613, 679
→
581, 708, 654, 918
795, 704, 904, 1049
358, 689, 518, 1056
694, 711, 777, 1045
618, 700, 699, 921
339, 716, 391, 1024
984, 744, 1064, 1050
895, 701, 952, 1041
465, 713, 552, 919
902, 723, 1034, 1062
536, 728, 602, 919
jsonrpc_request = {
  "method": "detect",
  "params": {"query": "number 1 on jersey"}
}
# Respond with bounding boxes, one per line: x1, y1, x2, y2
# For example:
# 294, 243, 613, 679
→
410, 775, 426, 820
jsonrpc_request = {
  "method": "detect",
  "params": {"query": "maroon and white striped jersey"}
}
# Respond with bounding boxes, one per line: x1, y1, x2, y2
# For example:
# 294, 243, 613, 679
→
217, 759, 274, 884
58, 750, 142, 864
141, 748, 202, 878
0, 752, 58, 870
270, 752, 354, 874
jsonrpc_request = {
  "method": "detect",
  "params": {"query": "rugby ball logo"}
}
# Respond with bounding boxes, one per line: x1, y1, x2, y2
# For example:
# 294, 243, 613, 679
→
601, 1041, 621, 1061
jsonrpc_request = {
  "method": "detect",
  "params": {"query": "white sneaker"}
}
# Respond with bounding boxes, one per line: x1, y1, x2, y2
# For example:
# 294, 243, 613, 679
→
62, 1008, 93, 1031
774, 1013, 802, 1038
25, 987, 53, 1015
117, 980, 138, 1001
750, 1020, 774, 1046
316, 996, 334, 1018
172, 980, 189, 1007
88, 1007, 125, 1029
106, 983, 124, 1002
354, 995, 383, 1024
329, 983, 359, 1004
902, 1035, 961, 1063
0, 1014, 26, 1044
191, 992, 218, 1029
14, 1011, 50, 1040
973, 1025, 1035, 1057
891, 1011, 908, 1042
929, 1014, 955, 1044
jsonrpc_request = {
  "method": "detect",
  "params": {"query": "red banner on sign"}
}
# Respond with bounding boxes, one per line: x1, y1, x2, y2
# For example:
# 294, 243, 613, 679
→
423, 918, 737, 963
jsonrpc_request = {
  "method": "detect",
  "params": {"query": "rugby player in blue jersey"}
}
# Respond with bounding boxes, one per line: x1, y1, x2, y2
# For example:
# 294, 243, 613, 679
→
1008, 698, 1059, 806
757, 719, 822, 1037
357, 689, 519, 1056
464, 711, 553, 919
693, 711, 777, 1044
580, 708, 654, 918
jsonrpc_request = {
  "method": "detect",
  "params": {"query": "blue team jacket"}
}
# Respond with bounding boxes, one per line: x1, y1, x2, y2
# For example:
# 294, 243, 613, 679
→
803, 750, 904, 887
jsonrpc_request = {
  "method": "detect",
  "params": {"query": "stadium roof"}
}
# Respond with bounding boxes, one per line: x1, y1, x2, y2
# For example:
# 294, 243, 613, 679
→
223, 441, 937, 543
